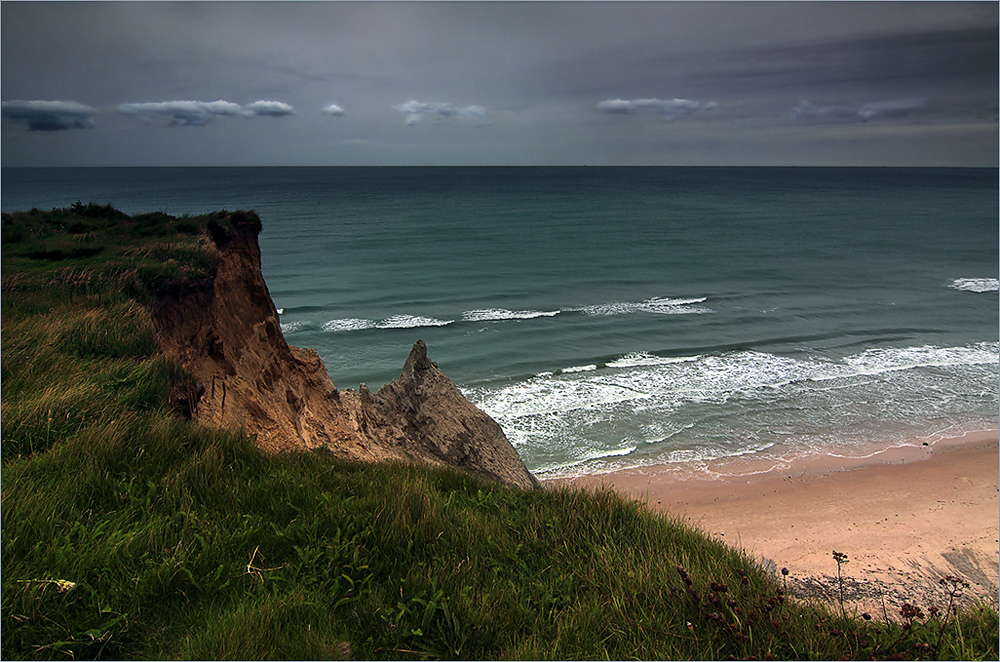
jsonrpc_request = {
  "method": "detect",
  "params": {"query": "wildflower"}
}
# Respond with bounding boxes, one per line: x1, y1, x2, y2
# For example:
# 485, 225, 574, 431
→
17, 578, 77, 593
53, 579, 77, 593
781, 567, 789, 576
939, 575, 969, 590
832, 550, 849, 565
861, 612, 872, 621
711, 581, 729, 593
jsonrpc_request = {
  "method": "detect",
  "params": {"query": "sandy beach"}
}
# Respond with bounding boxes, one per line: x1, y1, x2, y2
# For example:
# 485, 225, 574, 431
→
548, 431, 999, 616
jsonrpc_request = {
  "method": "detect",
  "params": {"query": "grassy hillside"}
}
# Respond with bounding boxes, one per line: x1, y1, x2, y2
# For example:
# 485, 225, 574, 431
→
2, 205, 996, 660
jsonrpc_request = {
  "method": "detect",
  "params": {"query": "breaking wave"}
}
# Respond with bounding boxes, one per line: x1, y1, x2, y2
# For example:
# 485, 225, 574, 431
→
560, 364, 598, 374
321, 318, 375, 333
279, 320, 309, 333
279, 294, 709, 336
375, 315, 454, 329
462, 308, 561, 322
465, 342, 999, 475
950, 278, 999, 293
573, 296, 711, 316
605, 351, 701, 368
318, 315, 454, 332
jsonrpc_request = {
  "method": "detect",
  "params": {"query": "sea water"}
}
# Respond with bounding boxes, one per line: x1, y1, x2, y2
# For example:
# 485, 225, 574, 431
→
3, 166, 997, 476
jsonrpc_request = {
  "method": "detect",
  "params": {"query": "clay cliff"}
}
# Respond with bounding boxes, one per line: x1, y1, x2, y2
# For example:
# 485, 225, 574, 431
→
150, 211, 539, 490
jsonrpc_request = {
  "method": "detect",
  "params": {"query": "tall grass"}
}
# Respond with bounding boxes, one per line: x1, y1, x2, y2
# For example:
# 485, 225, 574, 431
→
3, 206, 997, 660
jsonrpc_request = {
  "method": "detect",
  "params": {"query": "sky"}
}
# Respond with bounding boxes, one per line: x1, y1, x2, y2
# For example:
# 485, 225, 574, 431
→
1, 1, 997, 167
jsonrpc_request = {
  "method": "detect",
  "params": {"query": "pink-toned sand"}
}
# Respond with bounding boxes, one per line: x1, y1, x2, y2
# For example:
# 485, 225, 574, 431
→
547, 431, 999, 615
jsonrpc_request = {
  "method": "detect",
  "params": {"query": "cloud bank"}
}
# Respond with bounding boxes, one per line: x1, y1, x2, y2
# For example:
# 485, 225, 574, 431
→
1, 100, 97, 131
117, 99, 296, 126
595, 98, 717, 121
393, 100, 488, 126
792, 98, 927, 123
244, 100, 296, 117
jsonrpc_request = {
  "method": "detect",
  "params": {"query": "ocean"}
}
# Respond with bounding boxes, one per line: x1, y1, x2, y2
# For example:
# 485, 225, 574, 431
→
3, 166, 998, 477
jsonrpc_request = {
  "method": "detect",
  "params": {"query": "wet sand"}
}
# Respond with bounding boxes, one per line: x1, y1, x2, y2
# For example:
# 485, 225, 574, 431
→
547, 431, 999, 615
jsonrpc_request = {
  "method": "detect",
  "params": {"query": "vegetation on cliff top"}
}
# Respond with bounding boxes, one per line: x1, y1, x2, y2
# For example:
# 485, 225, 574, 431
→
2, 206, 996, 660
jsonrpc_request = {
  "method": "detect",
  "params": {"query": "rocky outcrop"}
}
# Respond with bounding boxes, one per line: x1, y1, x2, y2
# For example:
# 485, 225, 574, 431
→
150, 211, 538, 490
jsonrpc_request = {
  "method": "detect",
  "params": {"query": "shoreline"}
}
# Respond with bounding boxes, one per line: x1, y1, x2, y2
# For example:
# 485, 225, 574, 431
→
545, 430, 999, 615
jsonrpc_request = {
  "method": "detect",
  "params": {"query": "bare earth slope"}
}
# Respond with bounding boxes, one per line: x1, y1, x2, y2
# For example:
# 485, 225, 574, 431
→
150, 211, 538, 490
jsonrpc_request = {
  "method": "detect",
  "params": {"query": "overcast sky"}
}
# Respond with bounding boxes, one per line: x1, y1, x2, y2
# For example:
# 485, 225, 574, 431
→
2, 1, 997, 167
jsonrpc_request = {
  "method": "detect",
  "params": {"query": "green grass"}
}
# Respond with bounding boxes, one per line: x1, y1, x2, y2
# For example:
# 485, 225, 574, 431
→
3, 206, 997, 660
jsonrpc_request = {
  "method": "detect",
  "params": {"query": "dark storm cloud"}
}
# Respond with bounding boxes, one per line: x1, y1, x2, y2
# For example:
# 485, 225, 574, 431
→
791, 98, 928, 123
1, 100, 97, 131
701, 27, 999, 100
543, 25, 996, 114
117, 100, 296, 126
1, 2, 995, 166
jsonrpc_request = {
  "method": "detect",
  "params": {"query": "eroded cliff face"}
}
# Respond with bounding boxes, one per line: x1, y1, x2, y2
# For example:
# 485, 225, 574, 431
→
150, 212, 538, 490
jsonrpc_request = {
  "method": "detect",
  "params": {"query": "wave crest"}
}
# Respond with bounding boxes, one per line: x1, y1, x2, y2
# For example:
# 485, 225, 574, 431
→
951, 278, 999, 293
375, 315, 454, 329
468, 341, 999, 475
606, 351, 701, 368
321, 318, 375, 333
279, 320, 309, 333
462, 308, 560, 322
576, 296, 711, 316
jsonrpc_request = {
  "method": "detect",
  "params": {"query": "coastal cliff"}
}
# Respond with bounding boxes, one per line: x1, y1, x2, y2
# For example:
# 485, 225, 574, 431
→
150, 211, 538, 490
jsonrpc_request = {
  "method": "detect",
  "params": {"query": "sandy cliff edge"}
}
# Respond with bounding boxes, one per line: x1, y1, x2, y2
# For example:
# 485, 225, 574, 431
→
149, 211, 538, 491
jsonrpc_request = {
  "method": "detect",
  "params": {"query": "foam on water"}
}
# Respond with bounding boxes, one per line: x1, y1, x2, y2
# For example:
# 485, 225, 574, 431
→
560, 364, 598, 374
574, 296, 711, 316
462, 308, 561, 322
606, 351, 702, 368
279, 320, 309, 333
843, 342, 999, 376
376, 314, 454, 329
466, 342, 999, 475
656, 439, 777, 467
322, 318, 376, 332
533, 445, 638, 474
317, 315, 455, 331
950, 278, 999, 293
285, 295, 712, 338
